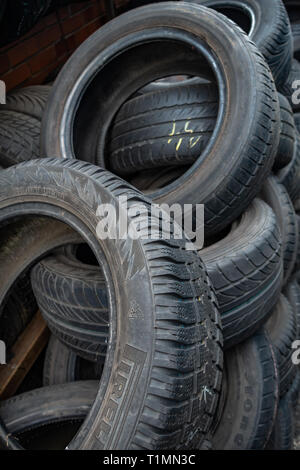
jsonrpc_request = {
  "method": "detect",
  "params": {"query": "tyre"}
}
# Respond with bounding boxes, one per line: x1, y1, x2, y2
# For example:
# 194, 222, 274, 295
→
278, 133, 300, 202
201, 198, 283, 349
261, 176, 298, 284
31, 246, 109, 362
1, 85, 51, 121
212, 330, 279, 450
274, 94, 296, 170
0, 111, 40, 168
41, 3, 280, 237
264, 294, 297, 397
295, 374, 300, 449
0, 381, 98, 450
185, 0, 293, 88
0, 158, 223, 450
108, 82, 219, 174
43, 336, 103, 386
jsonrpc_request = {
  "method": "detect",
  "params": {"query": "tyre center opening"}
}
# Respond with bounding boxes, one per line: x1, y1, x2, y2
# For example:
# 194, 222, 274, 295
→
70, 38, 221, 198
0, 216, 113, 449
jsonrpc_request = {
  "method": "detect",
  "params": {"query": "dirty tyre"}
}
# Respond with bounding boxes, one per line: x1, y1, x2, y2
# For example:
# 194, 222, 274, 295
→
0, 158, 223, 450
212, 330, 279, 450
0, 111, 40, 167
2, 85, 51, 120
108, 82, 219, 174
41, 3, 280, 237
201, 199, 283, 349
0, 381, 98, 449
31, 249, 109, 362
186, 0, 293, 88
261, 176, 298, 284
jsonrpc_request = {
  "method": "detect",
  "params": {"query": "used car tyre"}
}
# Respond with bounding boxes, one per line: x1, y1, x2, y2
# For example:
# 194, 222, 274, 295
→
107, 82, 219, 174
0, 111, 40, 167
185, 0, 293, 89
212, 329, 279, 450
1, 85, 51, 121
261, 176, 298, 284
43, 336, 103, 386
264, 294, 297, 397
201, 199, 282, 348
0, 158, 223, 450
0, 381, 98, 450
41, 3, 280, 237
31, 246, 109, 362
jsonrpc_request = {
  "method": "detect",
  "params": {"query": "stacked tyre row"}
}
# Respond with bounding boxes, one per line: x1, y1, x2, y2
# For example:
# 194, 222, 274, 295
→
0, 0, 300, 450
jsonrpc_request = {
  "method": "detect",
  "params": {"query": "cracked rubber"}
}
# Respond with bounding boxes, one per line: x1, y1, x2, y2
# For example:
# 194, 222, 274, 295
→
212, 329, 279, 450
0, 158, 223, 450
201, 198, 283, 349
0, 110, 40, 167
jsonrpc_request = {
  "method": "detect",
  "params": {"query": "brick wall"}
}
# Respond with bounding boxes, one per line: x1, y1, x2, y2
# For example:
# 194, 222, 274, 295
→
0, 0, 130, 92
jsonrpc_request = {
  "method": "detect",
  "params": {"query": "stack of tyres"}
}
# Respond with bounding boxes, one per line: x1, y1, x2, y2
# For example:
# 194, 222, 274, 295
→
0, 0, 300, 450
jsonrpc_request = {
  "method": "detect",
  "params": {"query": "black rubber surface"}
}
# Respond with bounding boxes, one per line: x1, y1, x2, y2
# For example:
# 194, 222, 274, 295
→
2, 85, 51, 120
212, 329, 279, 450
0, 110, 40, 167
274, 93, 296, 170
0, 158, 223, 450
41, 3, 280, 237
261, 176, 298, 284
187, 0, 293, 88
108, 82, 219, 174
264, 294, 297, 397
278, 132, 300, 202
43, 335, 103, 386
31, 248, 109, 362
0, 381, 98, 450
201, 198, 283, 349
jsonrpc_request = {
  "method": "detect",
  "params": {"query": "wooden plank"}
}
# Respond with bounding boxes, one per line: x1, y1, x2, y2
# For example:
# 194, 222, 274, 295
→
0, 311, 50, 400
